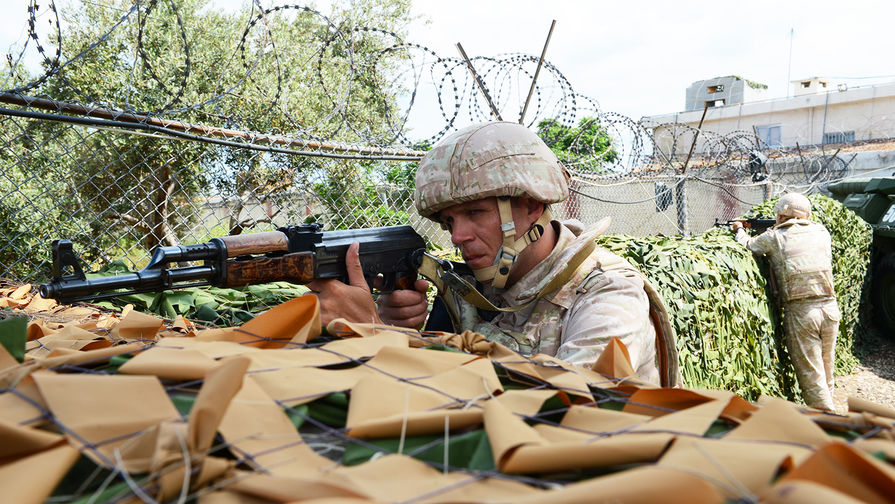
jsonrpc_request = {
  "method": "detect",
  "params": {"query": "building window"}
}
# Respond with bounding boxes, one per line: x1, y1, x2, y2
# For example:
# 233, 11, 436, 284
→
707, 84, 724, 93
823, 131, 855, 144
705, 99, 725, 108
756, 125, 782, 147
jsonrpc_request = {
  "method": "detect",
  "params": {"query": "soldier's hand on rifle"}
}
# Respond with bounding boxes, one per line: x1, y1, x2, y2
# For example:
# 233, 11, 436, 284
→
731, 220, 744, 232
377, 279, 430, 330
306, 242, 381, 326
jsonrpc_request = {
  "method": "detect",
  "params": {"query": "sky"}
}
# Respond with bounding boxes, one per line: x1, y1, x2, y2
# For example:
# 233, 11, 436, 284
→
3, 0, 895, 123
405, 0, 895, 120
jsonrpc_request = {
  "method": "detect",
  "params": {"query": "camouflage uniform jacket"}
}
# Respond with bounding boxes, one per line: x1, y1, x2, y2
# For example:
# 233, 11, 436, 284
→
445, 219, 661, 383
735, 219, 836, 303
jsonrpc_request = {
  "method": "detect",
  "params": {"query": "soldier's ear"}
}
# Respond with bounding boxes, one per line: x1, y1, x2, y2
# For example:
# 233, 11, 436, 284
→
508, 197, 538, 227
525, 198, 547, 225
518, 197, 544, 221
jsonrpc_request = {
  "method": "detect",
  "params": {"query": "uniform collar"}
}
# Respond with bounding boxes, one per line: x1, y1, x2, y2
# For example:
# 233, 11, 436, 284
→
488, 218, 609, 303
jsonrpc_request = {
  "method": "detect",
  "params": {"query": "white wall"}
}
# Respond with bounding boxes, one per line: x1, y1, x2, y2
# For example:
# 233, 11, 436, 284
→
644, 81, 895, 155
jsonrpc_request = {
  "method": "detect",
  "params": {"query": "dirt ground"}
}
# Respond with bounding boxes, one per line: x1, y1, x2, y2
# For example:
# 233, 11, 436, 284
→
833, 329, 895, 413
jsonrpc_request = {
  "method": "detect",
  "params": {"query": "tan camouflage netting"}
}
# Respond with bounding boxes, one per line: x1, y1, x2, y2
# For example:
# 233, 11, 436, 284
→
1, 284, 895, 503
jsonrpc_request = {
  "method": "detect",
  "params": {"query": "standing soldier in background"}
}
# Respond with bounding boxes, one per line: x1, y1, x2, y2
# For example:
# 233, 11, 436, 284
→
732, 193, 840, 411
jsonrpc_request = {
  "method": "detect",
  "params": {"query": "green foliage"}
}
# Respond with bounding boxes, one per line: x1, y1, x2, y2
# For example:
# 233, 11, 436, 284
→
728, 75, 768, 90
93, 260, 308, 327
0, 314, 28, 362
344, 429, 495, 469
537, 116, 617, 172
599, 230, 797, 402
309, 160, 412, 230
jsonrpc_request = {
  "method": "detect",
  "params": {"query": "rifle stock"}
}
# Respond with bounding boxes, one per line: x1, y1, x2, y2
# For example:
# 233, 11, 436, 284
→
39, 223, 427, 304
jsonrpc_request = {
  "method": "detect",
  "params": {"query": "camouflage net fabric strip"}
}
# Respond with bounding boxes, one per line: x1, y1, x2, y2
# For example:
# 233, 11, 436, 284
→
1, 290, 894, 503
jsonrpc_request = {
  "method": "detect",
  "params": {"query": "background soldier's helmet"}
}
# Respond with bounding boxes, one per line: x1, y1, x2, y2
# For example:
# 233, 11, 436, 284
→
414, 121, 569, 220
774, 192, 812, 219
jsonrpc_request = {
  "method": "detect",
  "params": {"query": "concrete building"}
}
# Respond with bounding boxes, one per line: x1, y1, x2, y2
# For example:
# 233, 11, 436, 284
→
643, 77, 895, 156
684, 75, 768, 112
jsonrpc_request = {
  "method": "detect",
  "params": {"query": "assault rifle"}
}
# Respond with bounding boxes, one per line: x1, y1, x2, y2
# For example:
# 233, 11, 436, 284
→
714, 218, 777, 233
38, 223, 429, 305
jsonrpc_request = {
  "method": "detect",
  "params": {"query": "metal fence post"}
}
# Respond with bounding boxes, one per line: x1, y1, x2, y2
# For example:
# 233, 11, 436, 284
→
675, 176, 688, 235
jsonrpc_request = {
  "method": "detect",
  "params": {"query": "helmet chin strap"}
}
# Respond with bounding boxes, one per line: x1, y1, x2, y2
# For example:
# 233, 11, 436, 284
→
473, 197, 553, 289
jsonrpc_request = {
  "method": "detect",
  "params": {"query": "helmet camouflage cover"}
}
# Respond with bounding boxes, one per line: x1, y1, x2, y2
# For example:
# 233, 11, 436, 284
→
774, 192, 812, 219
414, 121, 569, 219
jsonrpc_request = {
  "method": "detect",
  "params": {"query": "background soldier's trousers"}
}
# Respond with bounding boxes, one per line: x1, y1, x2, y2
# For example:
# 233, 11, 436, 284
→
783, 297, 841, 411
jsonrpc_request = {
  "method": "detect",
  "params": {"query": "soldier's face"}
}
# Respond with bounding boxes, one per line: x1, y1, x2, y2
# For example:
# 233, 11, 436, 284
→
440, 198, 503, 270
440, 197, 532, 270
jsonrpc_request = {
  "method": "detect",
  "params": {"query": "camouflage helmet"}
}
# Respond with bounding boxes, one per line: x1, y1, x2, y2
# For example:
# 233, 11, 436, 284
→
774, 192, 812, 219
414, 121, 569, 219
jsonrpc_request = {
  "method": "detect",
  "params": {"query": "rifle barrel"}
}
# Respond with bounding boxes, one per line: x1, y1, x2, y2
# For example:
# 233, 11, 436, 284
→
39, 223, 428, 304
39, 264, 217, 303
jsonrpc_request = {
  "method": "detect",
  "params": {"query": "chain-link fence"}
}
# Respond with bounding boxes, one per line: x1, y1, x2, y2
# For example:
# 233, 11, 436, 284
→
0, 94, 435, 281
0, 0, 889, 286
0, 97, 863, 283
